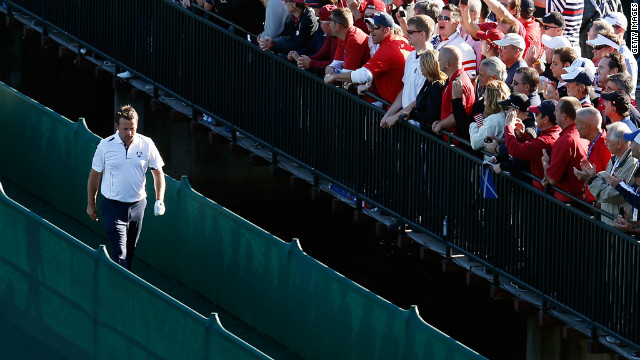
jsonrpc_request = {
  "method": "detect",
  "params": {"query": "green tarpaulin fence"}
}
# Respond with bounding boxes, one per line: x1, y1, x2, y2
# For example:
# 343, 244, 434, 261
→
0, 81, 486, 359
0, 182, 270, 359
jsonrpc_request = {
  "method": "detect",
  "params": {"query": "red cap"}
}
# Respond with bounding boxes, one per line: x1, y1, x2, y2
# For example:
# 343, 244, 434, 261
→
475, 29, 505, 49
319, 5, 337, 21
366, 0, 386, 12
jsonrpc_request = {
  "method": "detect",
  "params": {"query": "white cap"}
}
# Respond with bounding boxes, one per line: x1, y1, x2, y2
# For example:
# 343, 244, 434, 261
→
541, 34, 571, 50
493, 33, 525, 50
570, 58, 596, 77
604, 12, 628, 31
586, 34, 620, 50
560, 66, 595, 85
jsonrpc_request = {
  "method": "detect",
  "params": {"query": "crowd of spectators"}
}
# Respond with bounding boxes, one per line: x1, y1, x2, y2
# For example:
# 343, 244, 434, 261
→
186, 0, 640, 234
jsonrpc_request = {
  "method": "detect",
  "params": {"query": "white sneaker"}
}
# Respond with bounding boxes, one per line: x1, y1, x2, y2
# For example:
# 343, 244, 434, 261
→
117, 70, 132, 79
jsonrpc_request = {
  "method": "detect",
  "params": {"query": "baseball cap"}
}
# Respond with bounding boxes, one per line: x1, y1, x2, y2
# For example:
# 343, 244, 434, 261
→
624, 129, 640, 143
586, 34, 620, 50
561, 67, 595, 85
366, 0, 386, 12
541, 34, 571, 50
475, 29, 505, 49
539, 12, 565, 29
498, 93, 530, 112
493, 33, 525, 50
529, 99, 558, 118
604, 12, 628, 31
364, 12, 394, 29
570, 58, 596, 77
318, 5, 336, 21
602, 90, 631, 105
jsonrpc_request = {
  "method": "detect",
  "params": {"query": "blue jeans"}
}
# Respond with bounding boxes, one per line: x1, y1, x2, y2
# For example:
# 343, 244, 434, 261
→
101, 197, 147, 270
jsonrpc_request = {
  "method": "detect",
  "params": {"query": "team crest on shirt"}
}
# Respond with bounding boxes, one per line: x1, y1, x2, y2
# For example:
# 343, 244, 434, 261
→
136, 150, 142, 158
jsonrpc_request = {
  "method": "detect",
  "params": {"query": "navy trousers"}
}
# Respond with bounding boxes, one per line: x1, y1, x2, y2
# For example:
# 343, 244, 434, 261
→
101, 197, 147, 270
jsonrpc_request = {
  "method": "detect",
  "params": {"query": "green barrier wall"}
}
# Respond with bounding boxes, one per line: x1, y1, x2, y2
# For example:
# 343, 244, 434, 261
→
0, 183, 270, 360
0, 81, 486, 360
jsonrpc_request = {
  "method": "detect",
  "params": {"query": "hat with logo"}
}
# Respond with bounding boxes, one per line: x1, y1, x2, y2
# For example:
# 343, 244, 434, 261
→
539, 12, 565, 29
319, 5, 336, 21
561, 67, 595, 85
541, 34, 571, 50
529, 99, 558, 118
493, 33, 525, 50
498, 93, 530, 112
364, 12, 394, 29
476, 29, 505, 49
604, 12, 628, 31
569, 58, 596, 77
586, 34, 620, 50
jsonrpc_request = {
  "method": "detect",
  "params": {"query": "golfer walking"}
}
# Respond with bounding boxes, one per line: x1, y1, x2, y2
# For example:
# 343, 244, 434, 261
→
87, 105, 166, 270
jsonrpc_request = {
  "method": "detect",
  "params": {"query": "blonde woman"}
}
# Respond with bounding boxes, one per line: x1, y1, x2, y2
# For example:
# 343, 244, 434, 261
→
380, 50, 446, 130
468, 80, 510, 150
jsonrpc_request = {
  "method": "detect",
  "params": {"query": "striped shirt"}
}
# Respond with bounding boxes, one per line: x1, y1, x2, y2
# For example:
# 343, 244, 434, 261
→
546, 0, 584, 48
434, 31, 477, 79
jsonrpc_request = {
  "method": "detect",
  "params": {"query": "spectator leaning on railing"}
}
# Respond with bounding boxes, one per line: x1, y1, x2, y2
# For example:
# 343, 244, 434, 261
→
323, 12, 413, 106
324, 8, 371, 75
258, 0, 319, 57
432, 46, 476, 138
379, 15, 434, 128
290, 5, 338, 72
379, 49, 445, 131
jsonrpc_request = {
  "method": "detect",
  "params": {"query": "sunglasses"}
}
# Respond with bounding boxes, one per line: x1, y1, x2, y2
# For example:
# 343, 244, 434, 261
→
437, 15, 452, 21
511, 80, 519, 86
370, 24, 383, 30
406, 29, 423, 35
542, 25, 560, 30
592, 45, 609, 50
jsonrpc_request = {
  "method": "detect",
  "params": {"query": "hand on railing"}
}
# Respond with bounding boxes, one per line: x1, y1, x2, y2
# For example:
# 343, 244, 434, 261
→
258, 37, 272, 51
297, 55, 311, 69
288, 51, 301, 62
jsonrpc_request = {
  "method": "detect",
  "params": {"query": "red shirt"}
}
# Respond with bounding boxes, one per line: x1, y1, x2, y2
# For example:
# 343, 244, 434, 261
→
441, 68, 475, 134
546, 123, 590, 202
363, 34, 413, 104
504, 124, 561, 190
309, 35, 339, 70
519, 17, 541, 61
584, 131, 611, 202
334, 26, 370, 71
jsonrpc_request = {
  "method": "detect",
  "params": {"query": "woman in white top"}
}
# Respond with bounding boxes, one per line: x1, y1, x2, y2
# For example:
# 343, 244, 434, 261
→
468, 80, 510, 150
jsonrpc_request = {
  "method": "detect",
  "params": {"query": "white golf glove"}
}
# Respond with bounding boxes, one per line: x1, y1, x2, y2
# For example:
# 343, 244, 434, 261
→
154, 200, 165, 216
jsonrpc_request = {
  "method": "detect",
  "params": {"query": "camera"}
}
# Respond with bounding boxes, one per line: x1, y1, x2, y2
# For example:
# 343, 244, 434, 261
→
484, 137, 493, 144
461, 0, 468, 5
398, 8, 406, 17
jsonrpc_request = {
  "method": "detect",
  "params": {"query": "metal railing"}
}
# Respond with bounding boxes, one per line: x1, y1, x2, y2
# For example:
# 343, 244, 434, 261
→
4, 0, 640, 349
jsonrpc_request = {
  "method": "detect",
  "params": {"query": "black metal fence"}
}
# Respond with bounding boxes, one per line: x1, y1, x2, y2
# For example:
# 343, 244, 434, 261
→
5, 0, 640, 349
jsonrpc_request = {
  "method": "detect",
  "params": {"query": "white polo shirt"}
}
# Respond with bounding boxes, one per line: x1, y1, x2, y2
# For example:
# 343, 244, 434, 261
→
91, 131, 164, 203
401, 50, 427, 108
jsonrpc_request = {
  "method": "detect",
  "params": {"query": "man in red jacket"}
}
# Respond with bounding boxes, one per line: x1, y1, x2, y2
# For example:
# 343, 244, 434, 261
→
323, 12, 412, 105
541, 97, 590, 203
